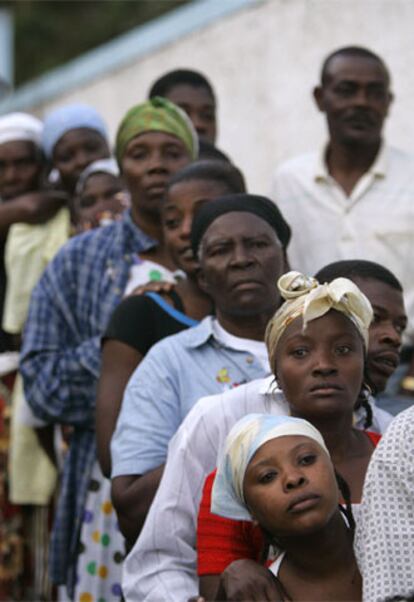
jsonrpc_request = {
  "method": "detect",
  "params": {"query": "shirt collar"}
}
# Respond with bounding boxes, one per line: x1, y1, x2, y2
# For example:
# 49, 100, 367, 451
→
258, 374, 278, 394
184, 316, 217, 349
313, 140, 387, 182
121, 209, 157, 253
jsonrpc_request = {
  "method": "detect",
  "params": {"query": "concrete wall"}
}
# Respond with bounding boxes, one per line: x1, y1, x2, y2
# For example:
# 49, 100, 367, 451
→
10, 0, 414, 194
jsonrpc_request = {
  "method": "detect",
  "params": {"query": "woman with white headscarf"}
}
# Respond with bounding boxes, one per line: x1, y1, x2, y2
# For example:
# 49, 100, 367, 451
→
210, 413, 361, 601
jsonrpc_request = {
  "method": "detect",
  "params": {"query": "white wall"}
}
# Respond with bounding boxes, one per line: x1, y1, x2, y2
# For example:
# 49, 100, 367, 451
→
31, 0, 414, 194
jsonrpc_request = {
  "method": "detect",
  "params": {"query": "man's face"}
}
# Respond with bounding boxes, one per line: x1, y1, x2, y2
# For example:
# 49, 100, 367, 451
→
314, 55, 392, 146
0, 140, 42, 200
198, 212, 286, 318
165, 84, 217, 144
353, 277, 407, 394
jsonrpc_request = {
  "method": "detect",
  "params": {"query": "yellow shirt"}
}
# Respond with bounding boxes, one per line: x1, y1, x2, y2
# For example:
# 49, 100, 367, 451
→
2, 206, 70, 504
2, 207, 71, 334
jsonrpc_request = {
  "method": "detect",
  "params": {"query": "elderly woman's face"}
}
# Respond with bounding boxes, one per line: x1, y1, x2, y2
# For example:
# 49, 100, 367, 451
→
274, 310, 364, 420
243, 435, 339, 538
121, 131, 191, 214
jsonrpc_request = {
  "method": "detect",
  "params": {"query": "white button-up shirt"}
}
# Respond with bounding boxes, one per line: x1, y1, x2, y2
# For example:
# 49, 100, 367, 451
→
271, 144, 414, 340
122, 377, 392, 601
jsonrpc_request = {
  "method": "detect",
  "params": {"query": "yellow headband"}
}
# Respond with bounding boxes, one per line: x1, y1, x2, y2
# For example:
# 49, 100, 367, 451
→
265, 271, 373, 369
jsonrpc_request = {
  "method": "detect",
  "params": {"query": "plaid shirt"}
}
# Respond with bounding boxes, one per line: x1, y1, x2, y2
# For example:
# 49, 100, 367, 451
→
20, 210, 155, 594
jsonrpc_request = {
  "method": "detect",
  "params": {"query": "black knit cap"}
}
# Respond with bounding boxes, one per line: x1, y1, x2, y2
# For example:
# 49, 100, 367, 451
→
190, 193, 291, 256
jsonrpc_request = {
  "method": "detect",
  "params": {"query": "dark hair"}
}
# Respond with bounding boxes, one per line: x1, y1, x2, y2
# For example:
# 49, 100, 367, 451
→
335, 471, 355, 536
321, 46, 390, 86
315, 259, 402, 292
148, 69, 215, 102
198, 139, 230, 163
384, 593, 414, 602
167, 160, 246, 196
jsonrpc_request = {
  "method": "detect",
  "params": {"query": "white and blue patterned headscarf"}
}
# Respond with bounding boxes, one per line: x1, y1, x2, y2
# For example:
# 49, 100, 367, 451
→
42, 103, 108, 158
211, 413, 329, 521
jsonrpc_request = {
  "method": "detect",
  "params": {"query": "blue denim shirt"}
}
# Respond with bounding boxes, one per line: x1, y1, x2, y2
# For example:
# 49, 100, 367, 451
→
20, 210, 155, 593
111, 316, 268, 478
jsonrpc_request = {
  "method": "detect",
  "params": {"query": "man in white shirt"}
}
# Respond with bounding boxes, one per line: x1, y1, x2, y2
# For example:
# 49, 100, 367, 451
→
271, 46, 414, 401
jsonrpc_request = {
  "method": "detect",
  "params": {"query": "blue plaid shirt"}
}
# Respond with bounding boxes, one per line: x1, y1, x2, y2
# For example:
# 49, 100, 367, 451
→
20, 210, 155, 594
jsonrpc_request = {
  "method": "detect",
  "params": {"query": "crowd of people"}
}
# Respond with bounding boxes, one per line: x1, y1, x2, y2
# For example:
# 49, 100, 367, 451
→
0, 45, 413, 602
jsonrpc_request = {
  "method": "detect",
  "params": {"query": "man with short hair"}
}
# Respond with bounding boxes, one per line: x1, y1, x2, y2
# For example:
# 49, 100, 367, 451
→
111, 194, 290, 547
149, 68, 217, 143
271, 45, 414, 406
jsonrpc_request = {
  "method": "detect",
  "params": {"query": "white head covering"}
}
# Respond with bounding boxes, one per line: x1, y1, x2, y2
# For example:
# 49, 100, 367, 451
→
211, 413, 329, 521
0, 112, 43, 148
265, 271, 373, 369
42, 103, 108, 158
75, 158, 120, 196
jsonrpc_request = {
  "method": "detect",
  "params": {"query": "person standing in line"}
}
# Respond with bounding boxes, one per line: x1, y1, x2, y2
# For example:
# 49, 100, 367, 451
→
20, 97, 197, 600
271, 46, 414, 412
149, 69, 217, 143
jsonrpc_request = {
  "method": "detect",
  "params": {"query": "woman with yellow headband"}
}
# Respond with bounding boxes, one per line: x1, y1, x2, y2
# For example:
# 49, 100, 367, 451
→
196, 271, 380, 601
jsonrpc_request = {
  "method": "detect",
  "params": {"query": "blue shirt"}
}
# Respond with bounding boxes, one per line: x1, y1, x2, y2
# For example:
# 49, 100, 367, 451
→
20, 210, 155, 593
111, 317, 268, 478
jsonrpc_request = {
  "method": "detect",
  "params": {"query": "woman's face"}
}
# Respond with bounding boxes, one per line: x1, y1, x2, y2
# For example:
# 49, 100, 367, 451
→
121, 131, 191, 216
162, 178, 230, 275
274, 310, 364, 420
244, 435, 338, 538
52, 128, 109, 193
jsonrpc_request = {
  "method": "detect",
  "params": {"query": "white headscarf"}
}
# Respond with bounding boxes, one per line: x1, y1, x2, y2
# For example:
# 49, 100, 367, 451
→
211, 413, 329, 521
0, 112, 43, 148
75, 158, 120, 196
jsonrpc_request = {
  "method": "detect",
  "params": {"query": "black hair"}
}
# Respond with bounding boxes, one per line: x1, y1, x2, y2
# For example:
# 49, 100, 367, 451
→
167, 159, 246, 196
320, 46, 390, 86
198, 139, 230, 163
335, 471, 355, 536
148, 69, 215, 102
315, 259, 402, 292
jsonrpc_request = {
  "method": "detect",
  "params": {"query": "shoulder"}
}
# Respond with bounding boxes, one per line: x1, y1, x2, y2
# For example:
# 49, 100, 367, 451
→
180, 377, 282, 439
371, 406, 414, 466
273, 151, 318, 179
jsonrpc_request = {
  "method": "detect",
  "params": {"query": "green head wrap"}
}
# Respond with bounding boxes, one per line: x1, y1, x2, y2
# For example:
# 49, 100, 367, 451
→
115, 96, 198, 164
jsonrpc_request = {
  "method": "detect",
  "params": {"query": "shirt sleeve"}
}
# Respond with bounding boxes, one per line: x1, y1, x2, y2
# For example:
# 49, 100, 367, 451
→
355, 411, 414, 602
20, 246, 100, 428
197, 470, 263, 575
104, 295, 155, 354
122, 395, 223, 601
110, 342, 182, 477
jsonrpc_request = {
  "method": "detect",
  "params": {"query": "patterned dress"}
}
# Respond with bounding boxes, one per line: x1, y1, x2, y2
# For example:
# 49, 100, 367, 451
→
74, 259, 176, 602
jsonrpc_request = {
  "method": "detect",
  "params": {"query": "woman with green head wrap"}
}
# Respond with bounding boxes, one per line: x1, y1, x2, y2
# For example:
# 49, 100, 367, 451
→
114, 96, 197, 273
